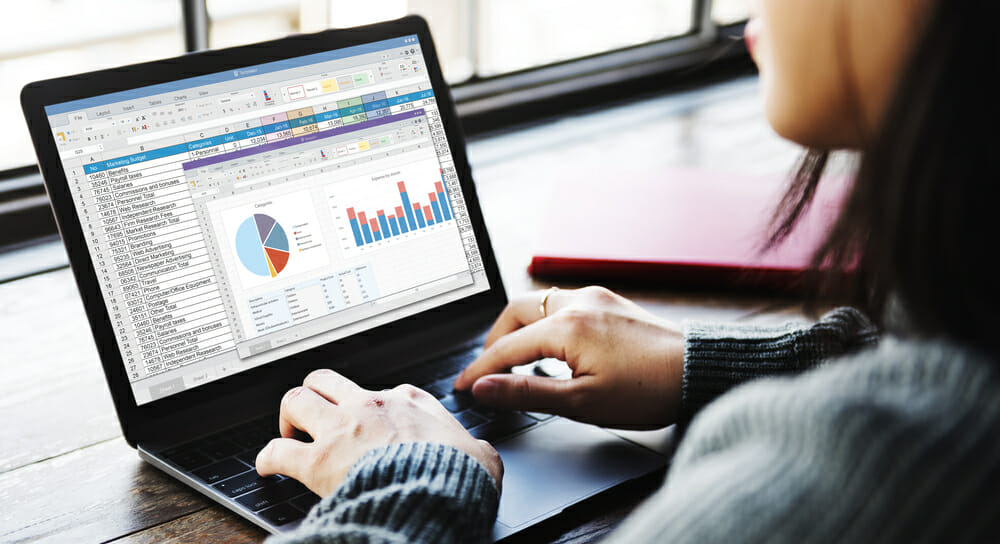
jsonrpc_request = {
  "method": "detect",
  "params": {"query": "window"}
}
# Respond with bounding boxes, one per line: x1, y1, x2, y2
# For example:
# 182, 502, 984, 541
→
0, 0, 185, 172
713, 0, 752, 25
474, 1, 693, 77
2, 0, 751, 173
207, 1, 302, 51
207, 1, 702, 83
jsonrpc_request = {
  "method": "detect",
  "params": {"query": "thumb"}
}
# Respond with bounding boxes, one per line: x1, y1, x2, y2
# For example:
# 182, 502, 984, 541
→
470, 374, 584, 416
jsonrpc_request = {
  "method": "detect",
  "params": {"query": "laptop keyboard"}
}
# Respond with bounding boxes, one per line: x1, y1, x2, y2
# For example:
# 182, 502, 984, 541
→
159, 343, 552, 527
161, 416, 318, 526
373, 345, 553, 442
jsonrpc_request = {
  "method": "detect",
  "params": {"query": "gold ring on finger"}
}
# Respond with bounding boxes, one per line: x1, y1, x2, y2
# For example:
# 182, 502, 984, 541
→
539, 286, 559, 318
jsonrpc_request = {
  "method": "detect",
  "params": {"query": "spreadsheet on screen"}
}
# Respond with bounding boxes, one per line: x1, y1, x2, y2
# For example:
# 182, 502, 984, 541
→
44, 35, 489, 405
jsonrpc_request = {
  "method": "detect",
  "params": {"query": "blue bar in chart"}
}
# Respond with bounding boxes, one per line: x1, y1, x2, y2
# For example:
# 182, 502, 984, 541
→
377, 211, 391, 239
435, 179, 452, 221
344, 179, 457, 248
430, 194, 443, 224
398, 181, 418, 231
347, 207, 364, 246
359, 211, 374, 244
395, 206, 409, 233
415, 203, 427, 228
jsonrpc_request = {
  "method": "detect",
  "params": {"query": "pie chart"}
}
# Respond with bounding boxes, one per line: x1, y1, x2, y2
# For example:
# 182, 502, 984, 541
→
235, 213, 290, 277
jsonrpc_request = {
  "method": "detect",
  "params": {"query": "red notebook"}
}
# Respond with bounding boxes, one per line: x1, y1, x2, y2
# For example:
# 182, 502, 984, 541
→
527, 169, 850, 292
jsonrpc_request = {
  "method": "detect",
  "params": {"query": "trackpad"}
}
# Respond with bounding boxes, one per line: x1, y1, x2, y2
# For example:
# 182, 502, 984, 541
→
494, 418, 666, 529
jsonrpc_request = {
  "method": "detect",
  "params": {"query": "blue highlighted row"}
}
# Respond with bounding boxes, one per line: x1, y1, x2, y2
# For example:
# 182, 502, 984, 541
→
84, 125, 267, 173
388, 90, 434, 106
288, 115, 315, 129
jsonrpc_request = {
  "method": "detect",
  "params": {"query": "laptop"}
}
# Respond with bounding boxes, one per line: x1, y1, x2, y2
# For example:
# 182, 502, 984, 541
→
20, 16, 666, 540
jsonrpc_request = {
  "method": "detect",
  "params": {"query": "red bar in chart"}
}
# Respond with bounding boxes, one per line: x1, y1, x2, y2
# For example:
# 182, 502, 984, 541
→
429, 192, 443, 224
343, 176, 453, 247
358, 211, 373, 243
346, 207, 363, 245
413, 202, 426, 228
395, 205, 408, 233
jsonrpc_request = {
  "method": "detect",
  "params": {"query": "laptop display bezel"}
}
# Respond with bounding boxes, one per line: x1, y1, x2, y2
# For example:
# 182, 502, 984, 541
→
20, 16, 507, 445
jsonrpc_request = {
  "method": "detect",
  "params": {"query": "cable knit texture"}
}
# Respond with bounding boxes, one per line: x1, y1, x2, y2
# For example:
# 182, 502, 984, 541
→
268, 442, 498, 544
680, 307, 879, 421
273, 307, 1000, 543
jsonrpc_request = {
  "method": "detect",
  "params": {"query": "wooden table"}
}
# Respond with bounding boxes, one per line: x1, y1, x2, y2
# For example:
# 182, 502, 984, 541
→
0, 76, 810, 543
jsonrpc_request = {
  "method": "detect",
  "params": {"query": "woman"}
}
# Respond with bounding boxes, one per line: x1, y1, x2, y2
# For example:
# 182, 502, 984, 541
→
256, 0, 1000, 541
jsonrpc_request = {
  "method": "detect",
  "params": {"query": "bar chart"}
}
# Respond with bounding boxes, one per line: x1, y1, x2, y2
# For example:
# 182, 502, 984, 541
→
325, 156, 457, 255
345, 179, 452, 246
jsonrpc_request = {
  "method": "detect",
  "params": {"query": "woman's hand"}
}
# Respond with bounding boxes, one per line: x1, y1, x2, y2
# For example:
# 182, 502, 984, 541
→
454, 286, 684, 428
256, 369, 503, 497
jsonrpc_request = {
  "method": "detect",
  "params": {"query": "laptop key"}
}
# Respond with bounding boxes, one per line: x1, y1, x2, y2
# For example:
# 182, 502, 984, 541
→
235, 478, 310, 511
425, 388, 445, 399
161, 442, 193, 458
258, 503, 306, 525
237, 449, 262, 467
167, 449, 213, 470
454, 410, 487, 429
428, 376, 460, 396
407, 366, 443, 387
232, 430, 274, 449
439, 392, 476, 412
203, 438, 241, 459
472, 407, 500, 419
440, 348, 481, 374
289, 492, 322, 513
214, 470, 281, 498
469, 412, 537, 442
193, 458, 252, 484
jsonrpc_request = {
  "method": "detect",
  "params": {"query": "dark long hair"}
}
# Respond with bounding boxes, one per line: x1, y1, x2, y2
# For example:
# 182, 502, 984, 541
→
770, 0, 1000, 353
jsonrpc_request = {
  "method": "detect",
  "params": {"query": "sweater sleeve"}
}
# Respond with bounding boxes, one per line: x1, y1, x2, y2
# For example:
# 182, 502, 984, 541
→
606, 338, 1000, 543
268, 442, 499, 544
680, 306, 877, 421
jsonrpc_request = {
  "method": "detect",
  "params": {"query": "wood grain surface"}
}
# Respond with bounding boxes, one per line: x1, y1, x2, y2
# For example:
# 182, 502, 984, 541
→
109, 508, 265, 544
0, 76, 808, 543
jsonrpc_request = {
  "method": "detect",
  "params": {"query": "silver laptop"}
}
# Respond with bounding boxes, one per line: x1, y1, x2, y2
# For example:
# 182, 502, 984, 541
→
20, 15, 666, 540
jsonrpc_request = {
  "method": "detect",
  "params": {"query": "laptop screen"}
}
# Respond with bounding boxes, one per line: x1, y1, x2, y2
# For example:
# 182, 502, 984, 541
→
43, 35, 489, 405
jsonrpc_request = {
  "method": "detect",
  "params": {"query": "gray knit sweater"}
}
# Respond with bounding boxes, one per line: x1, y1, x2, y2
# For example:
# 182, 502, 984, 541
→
271, 308, 1000, 543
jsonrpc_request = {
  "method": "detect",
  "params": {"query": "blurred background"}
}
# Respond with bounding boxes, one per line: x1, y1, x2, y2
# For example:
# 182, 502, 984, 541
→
0, 0, 749, 171
0, 0, 753, 275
